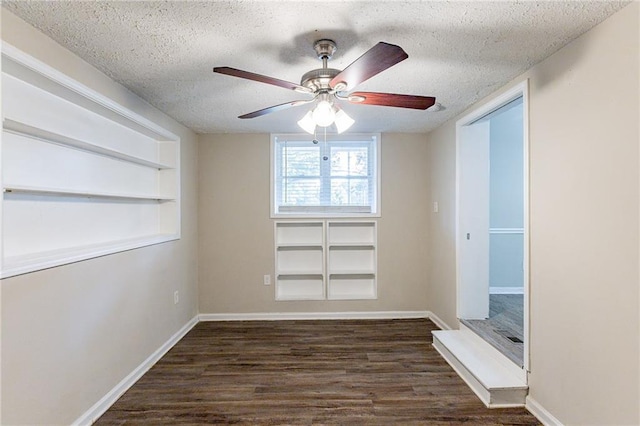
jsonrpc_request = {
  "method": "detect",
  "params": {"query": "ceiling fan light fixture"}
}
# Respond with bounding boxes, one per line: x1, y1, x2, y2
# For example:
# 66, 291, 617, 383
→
312, 100, 336, 127
297, 110, 316, 134
334, 109, 355, 134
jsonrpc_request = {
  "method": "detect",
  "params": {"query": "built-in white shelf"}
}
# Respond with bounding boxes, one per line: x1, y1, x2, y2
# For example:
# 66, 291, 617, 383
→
1, 42, 180, 278
3, 119, 174, 170
274, 220, 376, 301
3, 184, 174, 202
1, 234, 177, 279
327, 221, 377, 300
274, 222, 325, 300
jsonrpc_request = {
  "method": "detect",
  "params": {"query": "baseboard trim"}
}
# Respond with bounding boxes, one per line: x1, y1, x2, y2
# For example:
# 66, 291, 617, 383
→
426, 311, 452, 330
72, 315, 199, 426
526, 396, 563, 426
199, 311, 430, 321
489, 286, 524, 295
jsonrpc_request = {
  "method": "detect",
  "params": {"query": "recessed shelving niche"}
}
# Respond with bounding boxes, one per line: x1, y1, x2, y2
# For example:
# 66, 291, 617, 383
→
274, 221, 376, 301
1, 43, 180, 278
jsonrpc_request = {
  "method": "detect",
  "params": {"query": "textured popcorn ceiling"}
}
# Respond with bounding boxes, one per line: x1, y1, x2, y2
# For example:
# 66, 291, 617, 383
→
3, 1, 628, 134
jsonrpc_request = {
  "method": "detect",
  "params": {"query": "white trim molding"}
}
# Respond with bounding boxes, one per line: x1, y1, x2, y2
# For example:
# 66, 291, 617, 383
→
526, 396, 564, 426
199, 311, 429, 321
455, 79, 531, 372
489, 227, 524, 234
489, 286, 524, 295
72, 316, 199, 426
1, 42, 178, 141
426, 311, 452, 330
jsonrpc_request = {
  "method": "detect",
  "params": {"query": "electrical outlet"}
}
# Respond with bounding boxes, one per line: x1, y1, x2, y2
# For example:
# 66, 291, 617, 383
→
433, 201, 439, 213
263, 274, 271, 286
174, 290, 179, 305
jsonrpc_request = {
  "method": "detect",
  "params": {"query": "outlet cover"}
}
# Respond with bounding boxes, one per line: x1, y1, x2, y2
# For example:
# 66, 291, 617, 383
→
174, 291, 179, 304
263, 275, 271, 286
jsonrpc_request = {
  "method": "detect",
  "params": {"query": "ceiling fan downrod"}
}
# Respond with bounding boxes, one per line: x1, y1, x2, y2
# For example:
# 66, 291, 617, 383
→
301, 39, 342, 93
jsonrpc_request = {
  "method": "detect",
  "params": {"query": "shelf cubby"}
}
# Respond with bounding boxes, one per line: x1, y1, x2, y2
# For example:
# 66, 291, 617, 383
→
326, 221, 377, 300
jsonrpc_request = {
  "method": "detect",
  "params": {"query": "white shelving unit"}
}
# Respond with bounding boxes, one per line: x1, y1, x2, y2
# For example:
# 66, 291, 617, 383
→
1, 43, 180, 278
327, 221, 377, 300
275, 222, 325, 300
274, 220, 377, 301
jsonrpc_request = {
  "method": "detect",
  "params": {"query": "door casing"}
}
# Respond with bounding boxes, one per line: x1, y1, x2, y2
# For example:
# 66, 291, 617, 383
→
455, 80, 531, 373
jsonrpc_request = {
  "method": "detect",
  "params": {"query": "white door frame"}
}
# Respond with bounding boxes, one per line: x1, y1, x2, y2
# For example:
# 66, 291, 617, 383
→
455, 80, 531, 372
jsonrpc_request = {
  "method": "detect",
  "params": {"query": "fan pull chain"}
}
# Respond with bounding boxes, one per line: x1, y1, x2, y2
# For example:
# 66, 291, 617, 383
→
323, 127, 328, 161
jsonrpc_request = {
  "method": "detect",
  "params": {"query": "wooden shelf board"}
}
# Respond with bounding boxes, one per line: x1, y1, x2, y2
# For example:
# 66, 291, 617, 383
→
4, 184, 174, 202
276, 244, 323, 249
277, 272, 324, 278
327, 294, 377, 300
329, 270, 375, 276
328, 243, 375, 249
1, 233, 178, 279
3, 118, 174, 170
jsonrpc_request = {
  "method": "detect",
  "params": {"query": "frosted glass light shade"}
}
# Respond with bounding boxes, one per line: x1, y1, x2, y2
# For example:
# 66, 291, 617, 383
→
297, 111, 316, 134
312, 100, 336, 127
334, 109, 355, 133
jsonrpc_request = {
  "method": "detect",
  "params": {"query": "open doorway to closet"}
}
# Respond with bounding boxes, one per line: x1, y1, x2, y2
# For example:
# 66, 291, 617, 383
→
456, 82, 529, 371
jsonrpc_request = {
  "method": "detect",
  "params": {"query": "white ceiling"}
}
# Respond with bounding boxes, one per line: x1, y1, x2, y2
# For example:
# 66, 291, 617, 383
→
3, 1, 628, 134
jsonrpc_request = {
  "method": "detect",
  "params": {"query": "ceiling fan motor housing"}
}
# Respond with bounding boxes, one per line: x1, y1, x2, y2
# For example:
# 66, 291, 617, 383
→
301, 68, 340, 92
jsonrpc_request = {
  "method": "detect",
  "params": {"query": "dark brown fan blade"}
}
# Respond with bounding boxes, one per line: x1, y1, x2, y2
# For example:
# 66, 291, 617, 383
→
348, 92, 436, 110
239, 99, 313, 119
214, 67, 313, 94
329, 42, 408, 91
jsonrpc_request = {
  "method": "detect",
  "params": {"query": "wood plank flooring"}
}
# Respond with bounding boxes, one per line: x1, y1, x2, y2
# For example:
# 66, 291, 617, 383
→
97, 318, 539, 425
463, 295, 524, 367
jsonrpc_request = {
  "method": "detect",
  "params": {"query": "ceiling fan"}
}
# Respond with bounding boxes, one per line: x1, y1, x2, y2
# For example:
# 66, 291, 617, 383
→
213, 39, 436, 133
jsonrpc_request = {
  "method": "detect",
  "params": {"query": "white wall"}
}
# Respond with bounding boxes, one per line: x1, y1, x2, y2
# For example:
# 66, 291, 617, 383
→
427, 3, 639, 424
198, 133, 429, 314
1, 10, 199, 425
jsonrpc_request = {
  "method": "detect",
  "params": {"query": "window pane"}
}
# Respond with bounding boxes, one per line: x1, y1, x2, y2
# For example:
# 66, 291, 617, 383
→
330, 178, 349, 205
282, 178, 321, 205
349, 179, 369, 205
273, 135, 378, 216
283, 146, 320, 176
330, 147, 368, 177
331, 178, 369, 206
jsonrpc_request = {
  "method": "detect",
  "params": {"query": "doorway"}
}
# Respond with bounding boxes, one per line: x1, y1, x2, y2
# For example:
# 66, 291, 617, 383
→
456, 81, 529, 371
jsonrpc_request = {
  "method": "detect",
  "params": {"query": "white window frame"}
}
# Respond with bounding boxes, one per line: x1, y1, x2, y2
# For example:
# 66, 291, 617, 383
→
270, 133, 381, 218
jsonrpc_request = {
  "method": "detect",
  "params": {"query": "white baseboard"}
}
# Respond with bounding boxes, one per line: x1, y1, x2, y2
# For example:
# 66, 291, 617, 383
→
526, 396, 563, 426
426, 311, 452, 330
489, 286, 524, 295
72, 315, 199, 426
199, 310, 429, 321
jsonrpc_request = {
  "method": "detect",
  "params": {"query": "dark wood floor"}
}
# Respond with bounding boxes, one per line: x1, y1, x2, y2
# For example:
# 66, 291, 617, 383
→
97, 318, 539, 425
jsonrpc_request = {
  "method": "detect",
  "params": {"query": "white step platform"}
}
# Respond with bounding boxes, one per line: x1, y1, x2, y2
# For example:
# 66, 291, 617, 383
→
433, 325, 528, 408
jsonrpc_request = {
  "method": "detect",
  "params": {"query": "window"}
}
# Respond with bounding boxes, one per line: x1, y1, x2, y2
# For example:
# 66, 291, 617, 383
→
271, 134, 380, 217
